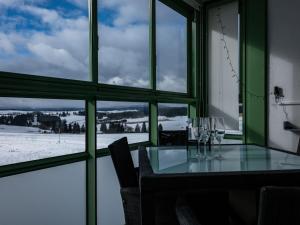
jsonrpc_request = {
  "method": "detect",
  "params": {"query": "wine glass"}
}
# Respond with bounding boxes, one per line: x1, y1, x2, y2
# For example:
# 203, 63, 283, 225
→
214, 117, 225, 160
201, 117, 211, 159
192, 118, 203, 158
207, 117, 216, 160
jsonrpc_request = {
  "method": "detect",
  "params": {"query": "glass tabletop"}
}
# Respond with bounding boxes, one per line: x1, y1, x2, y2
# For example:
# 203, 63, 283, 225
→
146, 145, 300, 174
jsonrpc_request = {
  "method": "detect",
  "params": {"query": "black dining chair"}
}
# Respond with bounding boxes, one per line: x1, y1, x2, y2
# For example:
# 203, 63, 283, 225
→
257, 186, 300, 225
108, 137, 140, 225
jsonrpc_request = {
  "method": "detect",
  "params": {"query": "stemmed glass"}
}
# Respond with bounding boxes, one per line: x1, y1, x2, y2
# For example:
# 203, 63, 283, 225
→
201, 117, 211, 159
192, 118, 203, 158
214, 117, 225, 160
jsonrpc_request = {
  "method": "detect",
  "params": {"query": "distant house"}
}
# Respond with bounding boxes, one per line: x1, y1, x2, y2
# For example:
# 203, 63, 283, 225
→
32, 114, 39, 127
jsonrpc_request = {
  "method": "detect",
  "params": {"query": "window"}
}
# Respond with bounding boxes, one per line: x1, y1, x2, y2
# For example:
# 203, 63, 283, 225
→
158, 103, 188, 131
207, 1, 242, 135
97, 101, 149, 149
0, 0, 89, 80
156, 1, 187, 93
98, 0, 149, 88
0, 98, 85, 166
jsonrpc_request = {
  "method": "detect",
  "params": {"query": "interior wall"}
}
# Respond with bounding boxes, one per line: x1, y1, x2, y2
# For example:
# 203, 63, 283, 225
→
268, 0, 300, 152
0, 162, 86, 225
208, 1, 240, 131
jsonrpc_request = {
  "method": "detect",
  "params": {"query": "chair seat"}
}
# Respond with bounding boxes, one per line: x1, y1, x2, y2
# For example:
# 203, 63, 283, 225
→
121, 187, 141, 225
175, 197, 201, 225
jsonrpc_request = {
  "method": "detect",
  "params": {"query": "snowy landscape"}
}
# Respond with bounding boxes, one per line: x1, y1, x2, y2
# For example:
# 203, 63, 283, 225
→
0, 107, 188, 166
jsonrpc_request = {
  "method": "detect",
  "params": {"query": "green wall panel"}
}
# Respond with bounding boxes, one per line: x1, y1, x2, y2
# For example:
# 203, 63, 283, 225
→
243, 0, 267, 145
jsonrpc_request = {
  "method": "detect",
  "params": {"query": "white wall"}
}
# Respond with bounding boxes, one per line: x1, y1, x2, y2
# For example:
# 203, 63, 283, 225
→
208, 1, 240, 131
268, 0, 300, 152
0, 162, 86, 225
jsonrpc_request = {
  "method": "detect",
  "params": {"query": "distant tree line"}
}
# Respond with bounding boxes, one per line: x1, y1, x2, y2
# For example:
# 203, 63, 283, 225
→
76, 107, 186, 120
0, 112, 85, 134
99, 121, 148, 133
97, 111, 148, 120
158, 107, 187, 117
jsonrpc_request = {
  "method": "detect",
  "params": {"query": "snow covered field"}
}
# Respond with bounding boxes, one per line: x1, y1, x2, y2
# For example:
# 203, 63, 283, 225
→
0, 125, 85, 166
0, 111, 188, 166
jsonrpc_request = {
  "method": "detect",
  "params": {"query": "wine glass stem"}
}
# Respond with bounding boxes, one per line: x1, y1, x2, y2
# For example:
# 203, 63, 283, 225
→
197, 139, 200, 155
218, 141, 222, 158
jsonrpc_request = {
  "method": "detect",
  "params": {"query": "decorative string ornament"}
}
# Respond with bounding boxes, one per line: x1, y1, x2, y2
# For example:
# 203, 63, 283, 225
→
216, 7, 266, 102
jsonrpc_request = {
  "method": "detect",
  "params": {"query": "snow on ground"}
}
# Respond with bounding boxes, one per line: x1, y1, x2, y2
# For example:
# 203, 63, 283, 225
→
158, 116, 188, 130
126, 117, 148, 123
0, 112, 242, 166
63, 114, 85, 126
0, 131, 85, 166
0, 125, 41, 133
0, 110, 34, 115
98, 110, 138, 113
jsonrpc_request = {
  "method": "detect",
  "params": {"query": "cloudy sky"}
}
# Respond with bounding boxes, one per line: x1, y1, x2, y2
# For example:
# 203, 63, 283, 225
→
0, 0, 187, 108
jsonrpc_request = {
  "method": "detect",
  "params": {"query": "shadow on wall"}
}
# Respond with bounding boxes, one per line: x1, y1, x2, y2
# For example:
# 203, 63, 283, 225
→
209, 105, 239, 131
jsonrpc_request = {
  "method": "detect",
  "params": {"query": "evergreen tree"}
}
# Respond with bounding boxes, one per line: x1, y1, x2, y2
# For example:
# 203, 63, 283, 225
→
68, 124, 72, 133
141, 122, 147, 133
81, 124, 86, 133
74, 123, 80, 133
158, 123, 163, 131
100, 123, 107, 133
135, 123, 141, 133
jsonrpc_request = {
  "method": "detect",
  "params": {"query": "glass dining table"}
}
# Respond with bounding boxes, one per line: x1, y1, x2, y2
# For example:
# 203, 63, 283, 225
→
138, 144, 300, 225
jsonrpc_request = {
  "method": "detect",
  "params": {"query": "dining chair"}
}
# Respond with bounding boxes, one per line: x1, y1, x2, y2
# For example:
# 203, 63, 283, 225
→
257, 186, 300, 225
108, 137, 140, 225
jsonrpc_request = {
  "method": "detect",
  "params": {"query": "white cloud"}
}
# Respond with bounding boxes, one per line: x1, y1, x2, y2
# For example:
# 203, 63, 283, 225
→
158, 74, 186, 93
0, 1, 89, 80
66, 0, 88, 9
27, 43, 86, 72
0, 0, 186, 93
0, 33, 15, 54
100, 0, 148, 26
22, 5, 60, 25
106, 76, 125, 86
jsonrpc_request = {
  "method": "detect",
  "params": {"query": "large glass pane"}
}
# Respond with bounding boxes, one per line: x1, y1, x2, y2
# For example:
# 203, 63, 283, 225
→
0, 98, 85, 166
0, 162, 86, 225
156, 1, 187, 93
98, 0, 149, 88
207, 1, 242, 135
158, 103, 188, 131
0, 0, 89, 80
97, 101, 149, 149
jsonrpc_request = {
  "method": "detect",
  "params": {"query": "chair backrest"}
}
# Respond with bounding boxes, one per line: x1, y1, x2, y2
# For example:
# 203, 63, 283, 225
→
258, 186, 300, 225
158, 130, 188, 146
108, 137, 138, 188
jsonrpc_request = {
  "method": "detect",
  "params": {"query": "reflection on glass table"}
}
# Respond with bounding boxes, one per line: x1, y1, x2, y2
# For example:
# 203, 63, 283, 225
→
147, 145, 300, 174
